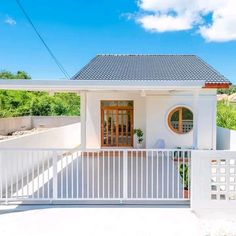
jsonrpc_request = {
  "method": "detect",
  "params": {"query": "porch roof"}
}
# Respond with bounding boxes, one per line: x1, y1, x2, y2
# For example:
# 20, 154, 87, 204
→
0, 79, 206, 92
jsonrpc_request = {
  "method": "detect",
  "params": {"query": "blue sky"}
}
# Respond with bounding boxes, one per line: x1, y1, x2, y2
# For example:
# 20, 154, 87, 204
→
0, 0, 236, 84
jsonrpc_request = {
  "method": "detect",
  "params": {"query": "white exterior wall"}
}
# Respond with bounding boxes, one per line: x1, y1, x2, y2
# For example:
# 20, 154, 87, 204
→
217, 127, 236, 150
85, 90, 216, 149
0, 122, 81, 149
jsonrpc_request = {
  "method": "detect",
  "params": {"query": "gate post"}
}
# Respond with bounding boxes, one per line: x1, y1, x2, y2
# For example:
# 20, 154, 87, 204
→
123, 150, 128, 201
52, 151, 58, 200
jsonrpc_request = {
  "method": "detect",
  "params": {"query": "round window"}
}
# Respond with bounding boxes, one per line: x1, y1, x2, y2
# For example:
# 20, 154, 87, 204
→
168, 107, 193, 134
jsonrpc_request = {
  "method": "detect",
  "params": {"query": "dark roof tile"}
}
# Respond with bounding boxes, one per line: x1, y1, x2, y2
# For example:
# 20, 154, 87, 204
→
72, 55, 230, 84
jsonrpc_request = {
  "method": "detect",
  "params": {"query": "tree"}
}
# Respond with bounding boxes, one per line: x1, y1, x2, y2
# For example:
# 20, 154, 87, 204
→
218, 85, 236, 95
0, 71, 80, 117
0, 70, 31, 80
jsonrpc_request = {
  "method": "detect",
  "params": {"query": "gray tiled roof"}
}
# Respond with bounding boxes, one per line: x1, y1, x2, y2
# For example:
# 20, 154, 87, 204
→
72, 54, 230, 84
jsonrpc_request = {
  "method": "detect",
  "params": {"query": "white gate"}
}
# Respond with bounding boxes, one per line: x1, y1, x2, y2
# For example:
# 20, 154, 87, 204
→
0, 149, 191, 204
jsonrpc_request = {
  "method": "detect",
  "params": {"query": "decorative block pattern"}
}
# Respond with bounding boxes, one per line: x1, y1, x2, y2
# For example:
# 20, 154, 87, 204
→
210, 159, 236, 201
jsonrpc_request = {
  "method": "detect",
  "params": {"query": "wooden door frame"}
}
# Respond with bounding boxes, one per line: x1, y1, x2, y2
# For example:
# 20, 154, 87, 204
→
101, 100, 134, 148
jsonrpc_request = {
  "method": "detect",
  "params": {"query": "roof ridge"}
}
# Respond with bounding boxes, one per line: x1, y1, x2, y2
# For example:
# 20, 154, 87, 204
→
97, 54, 197, 56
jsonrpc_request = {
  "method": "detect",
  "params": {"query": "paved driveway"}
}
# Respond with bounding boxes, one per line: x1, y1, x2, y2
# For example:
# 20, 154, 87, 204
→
0, 205, 202, 236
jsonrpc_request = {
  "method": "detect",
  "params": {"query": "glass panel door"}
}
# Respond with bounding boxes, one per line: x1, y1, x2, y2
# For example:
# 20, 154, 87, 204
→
101, 105, 133, 147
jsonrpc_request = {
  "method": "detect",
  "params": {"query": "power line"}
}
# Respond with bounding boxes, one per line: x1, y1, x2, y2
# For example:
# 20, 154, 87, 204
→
15, 0, 70, 79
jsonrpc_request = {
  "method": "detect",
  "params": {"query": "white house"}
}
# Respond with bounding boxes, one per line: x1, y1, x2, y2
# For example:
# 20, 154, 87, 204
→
71, 54, 231, 150
1, 54, 230, 149
0, 54, 234, 208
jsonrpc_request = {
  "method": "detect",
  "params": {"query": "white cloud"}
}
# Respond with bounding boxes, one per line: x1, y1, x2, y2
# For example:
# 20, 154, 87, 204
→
135, 0, 236, 42
5, 15, 16, 26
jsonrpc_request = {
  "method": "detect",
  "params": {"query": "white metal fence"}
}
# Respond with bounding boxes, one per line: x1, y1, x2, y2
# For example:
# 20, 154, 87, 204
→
0, 149, 191, 204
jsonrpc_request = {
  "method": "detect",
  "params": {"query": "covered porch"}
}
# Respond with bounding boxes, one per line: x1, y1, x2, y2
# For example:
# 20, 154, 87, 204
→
0, 79, 213, 205
0, 79, 211, 150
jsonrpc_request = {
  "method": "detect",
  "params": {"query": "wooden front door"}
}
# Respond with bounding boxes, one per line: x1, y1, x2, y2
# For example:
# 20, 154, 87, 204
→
101, 101, 133, 147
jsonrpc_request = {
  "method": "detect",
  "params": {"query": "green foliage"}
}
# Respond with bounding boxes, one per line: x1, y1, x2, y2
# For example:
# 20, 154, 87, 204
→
179, 164, 189, 190
217, 102, 236, 130
0, 70, 80, 117
0, 70, 31, 80
218, 85, 236, 95
133, 128, 144, 144
0, 90, 80, 117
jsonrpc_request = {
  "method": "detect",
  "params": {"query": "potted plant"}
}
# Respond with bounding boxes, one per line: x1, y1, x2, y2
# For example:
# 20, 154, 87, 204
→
133, 128, 144, 149
179, 164, 189, 198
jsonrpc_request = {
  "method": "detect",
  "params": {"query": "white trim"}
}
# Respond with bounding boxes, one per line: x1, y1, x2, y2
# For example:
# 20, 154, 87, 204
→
192, 90, 200, 149
0, 79, 205, 91
80, 91, 87, 149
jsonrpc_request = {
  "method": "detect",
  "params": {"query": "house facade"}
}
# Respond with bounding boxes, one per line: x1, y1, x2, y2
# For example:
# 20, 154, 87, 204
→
72, 55, 230, 150
0, 54, 234, 207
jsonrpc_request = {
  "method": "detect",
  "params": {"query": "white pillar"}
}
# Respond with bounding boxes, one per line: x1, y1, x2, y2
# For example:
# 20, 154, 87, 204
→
193, 90, 200, 149
80, 91, 87, 149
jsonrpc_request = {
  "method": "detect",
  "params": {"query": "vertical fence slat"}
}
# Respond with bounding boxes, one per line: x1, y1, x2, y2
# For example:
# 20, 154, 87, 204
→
81, 151, 84, 199
53, 151, 58, 200
87, 152, 89, 198
136, 151, 138, 198
156, 151, 159, 199
123, 150, 128, 200
146, 150, 148, 198
172, 151, 174, 198
161, 151, 164, 199
151, 150, 153, 198
177, 151, 180, 199
167, 151, 169, 199
113, 151, 115, 198
71, 152, 74, 199
131, 151, 133, 198
77, 151, 79, 199
103, 151, 105, 198
141, 151, 143, 199
108, 151, 110, 198
98, 151, 100, 198
92, 152, 95, 199
47, 152, 50, 199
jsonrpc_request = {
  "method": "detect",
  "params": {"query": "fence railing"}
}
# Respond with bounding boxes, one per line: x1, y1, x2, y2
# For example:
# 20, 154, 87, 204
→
0, 148, 191, 204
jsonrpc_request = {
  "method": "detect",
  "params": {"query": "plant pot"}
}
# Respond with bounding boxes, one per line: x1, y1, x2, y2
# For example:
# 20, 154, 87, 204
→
184, 189, 190, 199
136, 143, 143, 149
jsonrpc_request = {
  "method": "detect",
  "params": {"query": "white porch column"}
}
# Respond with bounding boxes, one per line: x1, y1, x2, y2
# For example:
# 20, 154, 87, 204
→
193, 90, 200, 149
80, 91, 87, 149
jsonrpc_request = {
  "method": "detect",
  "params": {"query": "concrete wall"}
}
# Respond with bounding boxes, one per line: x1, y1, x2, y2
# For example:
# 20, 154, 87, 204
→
85, 90, 216, 149
217, 127, 236, 150
32, 116, 80, 128
0, 116, 80, 135
0, 117, 32, 135
0, 122, 81, 149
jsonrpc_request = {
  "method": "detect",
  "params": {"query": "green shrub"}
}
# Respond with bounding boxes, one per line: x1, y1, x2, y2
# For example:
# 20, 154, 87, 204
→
0, 90, 80, 117
217, 102, 236, 130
